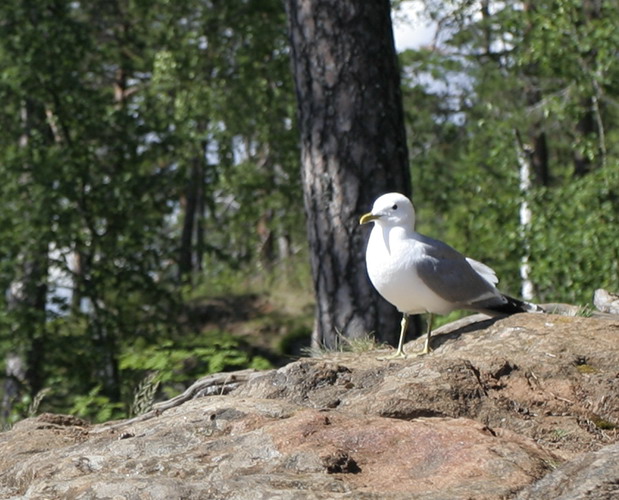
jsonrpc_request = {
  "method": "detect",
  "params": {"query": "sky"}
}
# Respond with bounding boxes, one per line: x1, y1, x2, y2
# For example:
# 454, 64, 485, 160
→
392, 2, 436, 51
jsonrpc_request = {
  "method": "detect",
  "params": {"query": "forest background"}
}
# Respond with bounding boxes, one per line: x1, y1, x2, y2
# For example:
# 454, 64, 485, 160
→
1, 0, 618, 424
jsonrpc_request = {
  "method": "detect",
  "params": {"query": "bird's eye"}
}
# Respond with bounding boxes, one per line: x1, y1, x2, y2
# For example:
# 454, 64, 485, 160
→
392, 204, 398, 210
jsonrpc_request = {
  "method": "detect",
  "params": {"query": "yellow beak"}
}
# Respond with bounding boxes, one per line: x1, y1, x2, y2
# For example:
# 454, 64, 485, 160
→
359, 212, 379, 225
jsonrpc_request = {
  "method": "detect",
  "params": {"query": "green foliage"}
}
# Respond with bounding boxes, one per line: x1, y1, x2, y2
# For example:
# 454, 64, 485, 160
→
0, 0, 300, 426
401, 0, 619, 304
530, 166, 619, 304
70, 385, 125, 423
119, 332, 271, 387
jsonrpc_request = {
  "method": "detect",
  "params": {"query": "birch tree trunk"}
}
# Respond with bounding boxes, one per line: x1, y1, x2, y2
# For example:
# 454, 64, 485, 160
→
284, 0, 412, 348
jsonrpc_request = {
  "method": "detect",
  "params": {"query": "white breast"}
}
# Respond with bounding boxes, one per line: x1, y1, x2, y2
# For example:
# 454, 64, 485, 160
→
365, 225, 455, 315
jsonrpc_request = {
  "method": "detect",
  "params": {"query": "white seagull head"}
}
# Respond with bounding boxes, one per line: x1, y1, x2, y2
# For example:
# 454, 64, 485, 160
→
359, 192, 415, 229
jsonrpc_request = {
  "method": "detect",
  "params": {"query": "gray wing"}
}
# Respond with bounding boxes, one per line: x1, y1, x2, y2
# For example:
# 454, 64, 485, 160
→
414, 234, 506, 309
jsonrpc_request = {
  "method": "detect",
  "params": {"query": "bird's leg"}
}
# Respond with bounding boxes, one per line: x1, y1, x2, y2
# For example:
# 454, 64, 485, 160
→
377, 314, 409, 360
415, 313, 434, 356
393, 314, 409, 357
377, 313, 434, 360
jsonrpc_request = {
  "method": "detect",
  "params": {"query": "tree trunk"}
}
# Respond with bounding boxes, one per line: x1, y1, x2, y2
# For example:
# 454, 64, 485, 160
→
4, 99, 51, 405
285, 0, 412, 349
23, 255, 49, 397
178, 160, 200, 281
530, 132, 549, 186
179, 139, 207, 282
573, 100, 596, 177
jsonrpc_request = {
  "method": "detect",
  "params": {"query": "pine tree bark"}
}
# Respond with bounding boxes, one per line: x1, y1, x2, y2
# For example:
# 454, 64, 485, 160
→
284, 0, 412, 348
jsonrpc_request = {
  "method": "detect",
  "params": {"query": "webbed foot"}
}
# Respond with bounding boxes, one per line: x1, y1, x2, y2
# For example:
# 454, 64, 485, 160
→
376, 348, 407, 360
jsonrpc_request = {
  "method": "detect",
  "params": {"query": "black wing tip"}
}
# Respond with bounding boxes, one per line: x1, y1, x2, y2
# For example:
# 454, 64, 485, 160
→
485, 295, 545, 315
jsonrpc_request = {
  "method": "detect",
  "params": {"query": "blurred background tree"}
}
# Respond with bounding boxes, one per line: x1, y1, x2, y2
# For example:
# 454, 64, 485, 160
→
398, 0, 619, 311
0, 0, 302, 424
0, 0, 618, 425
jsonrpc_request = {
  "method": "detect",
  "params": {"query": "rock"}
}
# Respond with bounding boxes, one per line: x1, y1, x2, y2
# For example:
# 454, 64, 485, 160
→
0, 313, 618, 499
594, 288, 619, 315
0, 402, 552, 499
238, 313, 619, 460
516, 443, 619, 500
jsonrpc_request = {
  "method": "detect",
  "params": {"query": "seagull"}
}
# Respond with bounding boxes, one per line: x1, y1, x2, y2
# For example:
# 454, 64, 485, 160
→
360, 192, 543, 357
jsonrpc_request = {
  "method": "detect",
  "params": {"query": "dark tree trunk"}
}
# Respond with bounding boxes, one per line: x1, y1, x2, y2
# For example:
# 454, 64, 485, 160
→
524, 86, 550, 186
4, 99, 51, 406
2, 252, 48, 418
284, 0, 412, 349
178, 160, 200, 280
530, 131, 550, 186
23, 256, 49, 397
573, 101, 596, 177
573, 0, 602, 177
179, 138, 207, 282
194, 155, 206, 273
